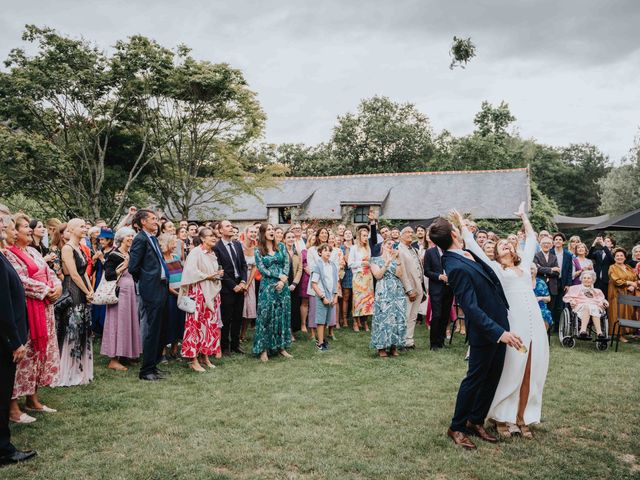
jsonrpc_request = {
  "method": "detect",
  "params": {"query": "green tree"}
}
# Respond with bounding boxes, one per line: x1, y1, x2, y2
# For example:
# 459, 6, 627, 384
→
473, 101, 516, 139
330, 96, 434, 174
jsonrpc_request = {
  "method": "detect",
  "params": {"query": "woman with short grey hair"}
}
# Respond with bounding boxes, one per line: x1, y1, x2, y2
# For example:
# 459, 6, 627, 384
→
100, 226, 141, 371
563, 269, 608, 339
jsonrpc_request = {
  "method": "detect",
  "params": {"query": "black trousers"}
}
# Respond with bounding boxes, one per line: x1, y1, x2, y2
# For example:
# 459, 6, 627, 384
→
549, 293, 564, 333
429, 287, 454, 347
220, 290, 244, 351
290, 288, 302, 332
138, 290, 169, 377
0, 353, 17, 456
451, 342, 506, 432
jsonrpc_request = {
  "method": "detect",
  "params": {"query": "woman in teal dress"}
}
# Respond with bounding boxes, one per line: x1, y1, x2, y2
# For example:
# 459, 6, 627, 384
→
253, 223, 293, 362
369, 239, 407, 357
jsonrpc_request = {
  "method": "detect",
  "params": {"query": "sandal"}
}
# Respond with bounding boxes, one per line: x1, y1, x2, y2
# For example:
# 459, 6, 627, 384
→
517, 423, 533, 439
489, 419, 511, 438
25, 405, 57, 413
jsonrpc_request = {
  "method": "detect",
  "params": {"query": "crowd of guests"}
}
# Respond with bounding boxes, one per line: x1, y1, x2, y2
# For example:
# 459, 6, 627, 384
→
1, 202, 639, 464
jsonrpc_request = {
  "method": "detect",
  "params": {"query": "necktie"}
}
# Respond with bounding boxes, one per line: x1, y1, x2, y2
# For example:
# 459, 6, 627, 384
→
151, 235, 170, 280
227, 241, 240, 276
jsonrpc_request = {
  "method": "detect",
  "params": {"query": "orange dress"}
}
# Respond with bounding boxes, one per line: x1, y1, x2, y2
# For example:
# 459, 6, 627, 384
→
607, 263, 639, 335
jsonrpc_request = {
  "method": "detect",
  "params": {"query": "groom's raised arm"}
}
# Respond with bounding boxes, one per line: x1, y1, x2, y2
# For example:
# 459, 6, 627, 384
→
447, 268, 505, 344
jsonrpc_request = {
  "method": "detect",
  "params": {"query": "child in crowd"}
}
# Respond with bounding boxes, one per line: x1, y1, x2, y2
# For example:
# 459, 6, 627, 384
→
311, 243, 339, 352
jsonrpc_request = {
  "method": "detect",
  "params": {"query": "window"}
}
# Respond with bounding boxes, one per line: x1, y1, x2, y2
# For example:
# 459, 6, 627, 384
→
353, 206, 369, 224
278, 207, 292, 224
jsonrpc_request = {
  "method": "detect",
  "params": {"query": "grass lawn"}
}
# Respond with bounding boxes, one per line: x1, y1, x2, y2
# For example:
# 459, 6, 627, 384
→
3, 326, 639, 480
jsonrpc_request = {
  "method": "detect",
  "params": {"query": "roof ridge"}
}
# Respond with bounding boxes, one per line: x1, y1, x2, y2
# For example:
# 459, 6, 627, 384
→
282, 167, 528, 180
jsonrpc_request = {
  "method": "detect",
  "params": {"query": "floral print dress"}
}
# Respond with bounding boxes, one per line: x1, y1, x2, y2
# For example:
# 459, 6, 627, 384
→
370, 257, 407, 349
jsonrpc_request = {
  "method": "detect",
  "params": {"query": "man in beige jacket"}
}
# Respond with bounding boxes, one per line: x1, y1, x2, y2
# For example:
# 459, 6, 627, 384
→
398, 227, 425, 348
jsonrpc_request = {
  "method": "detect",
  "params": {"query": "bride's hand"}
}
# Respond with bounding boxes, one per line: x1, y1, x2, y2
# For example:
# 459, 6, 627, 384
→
514, 201, 526, 218
448, 209, 465, 231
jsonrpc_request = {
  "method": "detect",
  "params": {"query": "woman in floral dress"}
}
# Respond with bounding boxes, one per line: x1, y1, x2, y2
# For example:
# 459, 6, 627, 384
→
369, 239, 406, 357
5, 214, 62, 423
180, 227, 224, 372
253, 223, 292, 362
348, 225, 375, 332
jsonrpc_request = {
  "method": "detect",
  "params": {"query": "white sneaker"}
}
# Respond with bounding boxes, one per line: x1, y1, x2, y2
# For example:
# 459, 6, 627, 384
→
10, 413, 36, 424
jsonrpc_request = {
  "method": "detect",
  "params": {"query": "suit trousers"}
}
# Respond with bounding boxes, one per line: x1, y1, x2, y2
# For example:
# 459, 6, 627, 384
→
404, 296, 421, 347
138, 289, 169, 377
451, 342, 506, 432
0, 354, 17, 456
429, 287, 454, 347
220, 290, 244, 351
549, 294, 564, 333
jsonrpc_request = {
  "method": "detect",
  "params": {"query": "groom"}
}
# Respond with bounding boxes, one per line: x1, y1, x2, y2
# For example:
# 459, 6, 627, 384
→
429, 216, 523, 450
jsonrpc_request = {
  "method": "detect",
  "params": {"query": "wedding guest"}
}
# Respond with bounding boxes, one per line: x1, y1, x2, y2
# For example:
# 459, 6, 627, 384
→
5, 214, 61, 423
284, 231, 303, 334
101, 227, 141, 371
299, 233, 315, 336
274, 226, 284, 245
241, 226, 258, 342
159, 233, 185, 361
291, 223, 306, 253
326, 233, 342, 338
571, 243, 593, 285
627, 245, 640, 269
161, 220, 184, 261
45, 218, 61, 246
128, 209, 169, 381
310, 243, 338, 352
588, 235, 615, 296
214, 220, 248, 355
424, 243, 454, 351
53, 218, 94, 387
180, 228, 224, 372
48, 223, 68, 280
253, 224, 293, 362
568, 235, 581, 256
534, 237, 561, 332
28, 219, 49, 259
531, 263, 552, 330
552, 233, 573, 294
0, 211, 36, 465
475, 230, 488, 247
506, 234, 518, 253
564, 271, 607, 338
348, 225, 374, 332
305, 231, 322, 339
370, 239, 406, 357
340, 229, 354, 328
336, 224, 346, 246
607, 248, 639, 342
91, 228, 114, 335
179, 220, 188, 230
398, 227, 423, 349
482, 241, 496, 261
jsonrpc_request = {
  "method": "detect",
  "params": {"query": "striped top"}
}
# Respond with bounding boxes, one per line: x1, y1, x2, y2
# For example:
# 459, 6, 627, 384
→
166, 254, 183, 289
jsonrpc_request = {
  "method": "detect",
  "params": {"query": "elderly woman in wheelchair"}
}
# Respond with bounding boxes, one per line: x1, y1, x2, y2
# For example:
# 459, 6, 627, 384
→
562, 270, 608, 339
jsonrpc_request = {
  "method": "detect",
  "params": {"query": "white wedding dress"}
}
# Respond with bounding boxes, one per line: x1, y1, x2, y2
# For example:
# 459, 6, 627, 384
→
463, 230, 549, 425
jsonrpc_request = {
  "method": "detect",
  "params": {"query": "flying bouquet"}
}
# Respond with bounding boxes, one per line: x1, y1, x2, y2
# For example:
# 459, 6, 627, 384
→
449, 36, 476, 70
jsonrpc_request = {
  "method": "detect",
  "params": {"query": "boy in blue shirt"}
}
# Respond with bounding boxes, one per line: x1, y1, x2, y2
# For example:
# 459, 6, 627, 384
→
310, 243, 338, 352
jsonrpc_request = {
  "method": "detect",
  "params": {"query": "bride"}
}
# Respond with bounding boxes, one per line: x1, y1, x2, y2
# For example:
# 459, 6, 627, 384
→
454, 204, 549, 439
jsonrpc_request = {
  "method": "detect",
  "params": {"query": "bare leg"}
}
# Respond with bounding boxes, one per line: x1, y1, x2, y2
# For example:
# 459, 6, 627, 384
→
9, 399, 23, 421
353, 315, 361, 332
310, 327, 316, 341
240, 318, 249, 341
591, 315, 603, 335
25, 392, 43, 410
189, 357, 205, 372
317, 325, 325, 346
107, 358, 128, 371
203, 355, 215, 368
516, 343, 533, 438
363, 316, 369, 332
300, 299, 308, 333
341, 288, 351, 327
578, 309, 590, 334
259, 351, 268, 362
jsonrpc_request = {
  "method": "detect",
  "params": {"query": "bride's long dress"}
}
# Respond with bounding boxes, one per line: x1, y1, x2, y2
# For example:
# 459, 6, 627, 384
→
463, 230, 549, 425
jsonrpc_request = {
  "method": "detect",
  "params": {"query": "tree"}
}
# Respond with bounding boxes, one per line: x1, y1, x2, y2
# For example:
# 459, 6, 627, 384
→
146, 51, 277, 220
273, 142, 332, 177
473, 101, 517, 139
330, 96, 434, 174
0, 26, 174, 223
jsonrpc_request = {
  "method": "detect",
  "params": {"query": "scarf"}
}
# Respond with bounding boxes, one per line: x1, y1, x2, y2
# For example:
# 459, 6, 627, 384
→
181, 246, 222, 325
8, 246, 50, 354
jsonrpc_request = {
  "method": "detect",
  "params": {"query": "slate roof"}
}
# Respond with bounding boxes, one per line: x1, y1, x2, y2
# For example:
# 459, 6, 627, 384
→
200, 168, 531, 221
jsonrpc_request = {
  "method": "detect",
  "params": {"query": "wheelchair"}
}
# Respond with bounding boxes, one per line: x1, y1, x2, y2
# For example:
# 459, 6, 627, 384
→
558, 307, 609, 351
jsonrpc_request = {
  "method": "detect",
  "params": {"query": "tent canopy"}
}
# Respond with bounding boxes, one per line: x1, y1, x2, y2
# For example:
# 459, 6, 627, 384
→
553, 214, 610, 229
585, 208, 640, 231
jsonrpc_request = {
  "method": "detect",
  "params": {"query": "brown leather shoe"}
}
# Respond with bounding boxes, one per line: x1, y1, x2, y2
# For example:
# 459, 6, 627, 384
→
447, 428, 477, 450
465, 421, 498, 443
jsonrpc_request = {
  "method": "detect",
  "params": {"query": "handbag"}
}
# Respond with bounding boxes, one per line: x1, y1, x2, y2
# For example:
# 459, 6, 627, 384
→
92, 252, 124, 306
177, 295, 196, 313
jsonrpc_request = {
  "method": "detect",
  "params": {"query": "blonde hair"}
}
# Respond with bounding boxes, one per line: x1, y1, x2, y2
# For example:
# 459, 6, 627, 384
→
157, 233, 177, 253
13, 213, 30, 230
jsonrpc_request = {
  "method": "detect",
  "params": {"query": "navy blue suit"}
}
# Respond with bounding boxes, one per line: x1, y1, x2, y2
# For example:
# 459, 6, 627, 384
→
424, 247, 454, 348
0, 253, 28, 456
128, 230, 169, 377
442, 250, 510, 432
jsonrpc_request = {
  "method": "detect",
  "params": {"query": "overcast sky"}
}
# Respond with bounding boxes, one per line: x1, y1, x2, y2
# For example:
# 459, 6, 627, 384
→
1, 0, 639, 162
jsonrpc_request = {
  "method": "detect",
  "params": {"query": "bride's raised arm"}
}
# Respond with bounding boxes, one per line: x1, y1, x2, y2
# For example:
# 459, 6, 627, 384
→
450, 210, 502, 277
517, 202, 538, 268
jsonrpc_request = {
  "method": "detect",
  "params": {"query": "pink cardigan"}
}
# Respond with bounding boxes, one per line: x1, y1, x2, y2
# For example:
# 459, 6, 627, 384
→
562, 284, 607, 309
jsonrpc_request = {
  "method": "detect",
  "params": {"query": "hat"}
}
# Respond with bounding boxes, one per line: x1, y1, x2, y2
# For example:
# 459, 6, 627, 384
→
97, 228, 114, 239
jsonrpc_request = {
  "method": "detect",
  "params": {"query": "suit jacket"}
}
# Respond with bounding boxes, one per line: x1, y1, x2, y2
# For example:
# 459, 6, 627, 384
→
398, 242, 424, 296
554, 247, 573, 289
442, 250, 509, 346
369, 222, 382, 257
0, 252, 28, 356
424, 246, 448, 295
213, 239, 248, 294
534, 250, 559, 295
288, 248, 303, 287
128, 230, 165, 305
587, 245, 614, 288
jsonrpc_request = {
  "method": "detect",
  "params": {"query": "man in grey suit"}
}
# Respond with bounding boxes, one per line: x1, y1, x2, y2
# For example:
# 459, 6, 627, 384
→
398, 227, 425, 348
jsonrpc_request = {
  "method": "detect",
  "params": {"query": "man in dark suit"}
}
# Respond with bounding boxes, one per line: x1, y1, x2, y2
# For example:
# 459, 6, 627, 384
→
214, 220, 247, 354
128, 209, 169, 381
368, 215, 390, 257
424, 245, 455, 351
430, 215, 522, 450
552, 233, 573, 292
588, 235, 615, 297
534, 236, 561, 331
0, 212, 36, 465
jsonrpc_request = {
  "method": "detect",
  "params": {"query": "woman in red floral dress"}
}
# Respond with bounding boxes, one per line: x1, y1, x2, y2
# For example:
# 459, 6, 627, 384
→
4, 214, 62, 424
180, 227, 224, 372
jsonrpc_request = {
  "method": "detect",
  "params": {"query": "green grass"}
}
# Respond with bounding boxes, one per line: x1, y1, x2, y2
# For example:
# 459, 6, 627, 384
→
3, 326, 639, 480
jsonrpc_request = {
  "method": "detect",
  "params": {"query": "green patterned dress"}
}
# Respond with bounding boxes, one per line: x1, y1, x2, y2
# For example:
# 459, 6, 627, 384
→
253, 243, 292, 355
370, 257, 407, 350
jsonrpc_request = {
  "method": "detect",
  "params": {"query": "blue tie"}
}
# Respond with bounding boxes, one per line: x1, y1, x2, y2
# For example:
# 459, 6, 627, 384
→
150, 235, 170, 280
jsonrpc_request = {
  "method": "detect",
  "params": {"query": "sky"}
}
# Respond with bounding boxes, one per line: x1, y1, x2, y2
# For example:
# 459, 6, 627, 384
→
1, 0, 639, 162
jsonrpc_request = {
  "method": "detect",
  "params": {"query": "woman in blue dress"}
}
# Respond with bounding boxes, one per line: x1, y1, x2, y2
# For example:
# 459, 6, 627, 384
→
369, 239, 407, 357
531, 263, 552, 329
253, 223, 293, 362
340, 229, 354, 328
